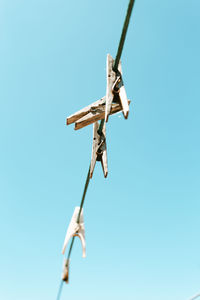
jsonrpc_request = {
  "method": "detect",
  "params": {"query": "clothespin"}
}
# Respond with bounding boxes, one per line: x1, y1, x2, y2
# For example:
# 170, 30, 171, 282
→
90, 121, 108, 178
74, 99, 128, 130
67, 96, 126, 130
67, 97, 105, 127
62, 258, 70, 283
66, 54, 130, 130
62, 207, 86, 258
105, 53, 129, 122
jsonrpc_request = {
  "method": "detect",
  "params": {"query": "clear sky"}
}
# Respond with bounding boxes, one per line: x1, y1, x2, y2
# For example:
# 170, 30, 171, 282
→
0, 0, 200, 299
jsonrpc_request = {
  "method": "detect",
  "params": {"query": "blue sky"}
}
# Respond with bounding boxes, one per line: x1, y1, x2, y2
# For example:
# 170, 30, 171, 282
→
0, 0, 200, 299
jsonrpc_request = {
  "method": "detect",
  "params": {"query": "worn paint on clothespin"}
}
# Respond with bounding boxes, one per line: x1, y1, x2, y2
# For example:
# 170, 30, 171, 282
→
62, 207, 86, 258
90, 121, 108, 178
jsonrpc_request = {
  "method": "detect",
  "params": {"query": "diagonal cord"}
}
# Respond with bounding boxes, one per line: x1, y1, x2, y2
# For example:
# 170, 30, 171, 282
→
56, 1, 135, 299
189, 294, 200, 300
97, 119, 105, 136
77, 167, 91, 223
56, 168, 91, 300
56, 280, 64, 300
113, 0, 136, 72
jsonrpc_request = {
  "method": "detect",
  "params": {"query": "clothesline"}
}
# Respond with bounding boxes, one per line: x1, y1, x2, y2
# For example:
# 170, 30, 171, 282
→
56, 1, 136, 299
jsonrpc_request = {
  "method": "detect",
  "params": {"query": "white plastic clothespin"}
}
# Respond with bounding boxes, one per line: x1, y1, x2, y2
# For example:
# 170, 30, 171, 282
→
105, 53, 129, 122
62, 207, 86, 258
90, 121, 108, 178
62, 258, 70, 283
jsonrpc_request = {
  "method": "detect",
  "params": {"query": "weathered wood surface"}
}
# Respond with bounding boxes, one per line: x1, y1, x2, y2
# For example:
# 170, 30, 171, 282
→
90, 121, 108, 178
101, 122, 108, 178
67, 55, 130, 128
105, 54, 116, 122
75, 100, 130, 130
67, 97, 105, 125
90, 122, 99, 178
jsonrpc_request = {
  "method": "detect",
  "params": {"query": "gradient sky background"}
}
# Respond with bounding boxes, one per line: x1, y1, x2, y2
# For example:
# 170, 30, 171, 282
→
0, 0, 200, 299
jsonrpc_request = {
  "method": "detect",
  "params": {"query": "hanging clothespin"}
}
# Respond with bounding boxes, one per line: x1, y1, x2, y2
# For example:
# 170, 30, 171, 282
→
66, 97, 127, 130
67, 97, 105, 127
90, 121, 108, 178
105, 54, 129, 122
66, 54, 130, 130
74, 100, 128, 130
62, 258, 70, 283
62, 207, 86, 258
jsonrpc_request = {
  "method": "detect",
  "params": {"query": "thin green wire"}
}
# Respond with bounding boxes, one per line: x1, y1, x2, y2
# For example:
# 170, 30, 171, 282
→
56, 0, 136, 298
113, 0, 136, 72
56, 168, 91, 300
56, 281, 64, 300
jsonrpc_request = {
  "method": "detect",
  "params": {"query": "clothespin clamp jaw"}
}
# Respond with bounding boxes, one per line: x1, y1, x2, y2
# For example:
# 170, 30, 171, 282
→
90, 121, 108, 179
105, 54, 130, 122
62, 258, 70, 284
62, 207, 86, 258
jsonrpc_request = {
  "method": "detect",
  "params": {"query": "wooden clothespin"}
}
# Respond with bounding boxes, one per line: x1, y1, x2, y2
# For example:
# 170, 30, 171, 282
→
66, 54, 130, 130
67, 97, 105, 127
62, 258, 70, 284
66, 97, 125, 130
105, 54, 129, 122
90, 121, 108, 178
75, 100, 126, 130
62, 207, 86, 258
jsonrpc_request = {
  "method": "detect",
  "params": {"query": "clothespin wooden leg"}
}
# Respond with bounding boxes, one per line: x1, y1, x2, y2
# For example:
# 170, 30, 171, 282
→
100, 122, 108, 178
105, 54, 116, 122
117, 61, 129, 119
67, 98, 105, 126
90, 121, 108, 178
90, 122, 99, 178
74, 232, 86, 258
62, 207, 86, 257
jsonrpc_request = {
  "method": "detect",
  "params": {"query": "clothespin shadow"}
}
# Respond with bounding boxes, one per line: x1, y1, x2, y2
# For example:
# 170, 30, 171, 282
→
62, 207, 86, 258
90, 121, 108, 178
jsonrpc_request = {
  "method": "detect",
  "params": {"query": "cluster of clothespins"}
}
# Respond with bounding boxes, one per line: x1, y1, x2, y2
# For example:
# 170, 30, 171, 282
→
61, 53, 131, 283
